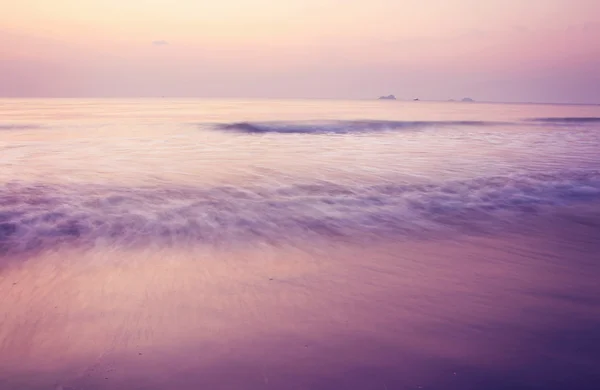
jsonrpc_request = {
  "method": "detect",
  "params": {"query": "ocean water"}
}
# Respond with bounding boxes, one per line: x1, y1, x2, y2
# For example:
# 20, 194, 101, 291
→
1, 99, 600, 390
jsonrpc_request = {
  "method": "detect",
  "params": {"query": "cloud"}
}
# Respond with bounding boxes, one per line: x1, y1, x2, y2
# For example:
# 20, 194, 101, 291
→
513, 25, 530, 34
152, 40, 169, 46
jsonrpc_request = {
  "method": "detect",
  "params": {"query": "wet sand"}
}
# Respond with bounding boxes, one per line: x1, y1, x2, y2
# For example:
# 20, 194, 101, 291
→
2, 212, 600, 390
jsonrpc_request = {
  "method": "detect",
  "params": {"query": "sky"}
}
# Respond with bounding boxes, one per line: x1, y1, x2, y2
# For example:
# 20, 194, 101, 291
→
1, 0, 600, 103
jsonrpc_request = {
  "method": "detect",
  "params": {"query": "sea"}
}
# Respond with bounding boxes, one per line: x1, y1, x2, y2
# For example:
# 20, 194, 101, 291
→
1, 98, 599, 390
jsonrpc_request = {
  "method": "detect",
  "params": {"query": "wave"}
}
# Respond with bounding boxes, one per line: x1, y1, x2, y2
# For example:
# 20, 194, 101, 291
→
528, 117, 600, 124
0, 124, 41, 130
214, 120, 503, 134
1, 171, 600, 258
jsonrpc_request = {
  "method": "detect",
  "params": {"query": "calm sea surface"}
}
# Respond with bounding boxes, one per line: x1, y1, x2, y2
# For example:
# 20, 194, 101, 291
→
1, 99, 599, 389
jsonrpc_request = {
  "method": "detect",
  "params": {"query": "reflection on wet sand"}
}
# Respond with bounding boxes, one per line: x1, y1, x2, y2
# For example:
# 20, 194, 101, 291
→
2, 216, 599, 390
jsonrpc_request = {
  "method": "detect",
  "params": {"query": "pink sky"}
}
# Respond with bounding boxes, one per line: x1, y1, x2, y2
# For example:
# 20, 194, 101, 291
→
1, 0, 600, 103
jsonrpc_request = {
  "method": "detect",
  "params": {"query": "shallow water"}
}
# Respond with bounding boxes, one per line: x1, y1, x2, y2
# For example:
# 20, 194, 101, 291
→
1, 99, 599, 389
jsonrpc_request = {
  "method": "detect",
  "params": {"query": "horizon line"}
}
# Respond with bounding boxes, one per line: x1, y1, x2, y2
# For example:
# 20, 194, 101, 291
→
0, 96, 598, 106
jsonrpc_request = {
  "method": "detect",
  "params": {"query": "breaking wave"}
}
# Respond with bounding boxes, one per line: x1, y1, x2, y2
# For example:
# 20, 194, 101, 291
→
1, 171, 600, 258
528, 117, 600, 124
214, 120, 504, 134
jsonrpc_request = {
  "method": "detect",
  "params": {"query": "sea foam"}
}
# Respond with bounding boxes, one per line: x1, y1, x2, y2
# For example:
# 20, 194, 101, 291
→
1, 171, 599, 258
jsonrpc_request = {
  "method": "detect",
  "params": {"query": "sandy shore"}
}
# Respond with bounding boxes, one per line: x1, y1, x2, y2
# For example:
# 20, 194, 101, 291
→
1, 225, 600, 389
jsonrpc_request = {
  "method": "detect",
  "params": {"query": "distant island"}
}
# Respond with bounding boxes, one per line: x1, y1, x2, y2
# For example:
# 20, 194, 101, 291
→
376, 95, 475, 102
